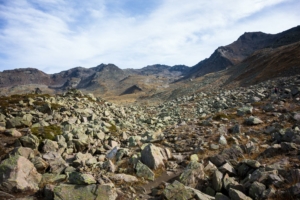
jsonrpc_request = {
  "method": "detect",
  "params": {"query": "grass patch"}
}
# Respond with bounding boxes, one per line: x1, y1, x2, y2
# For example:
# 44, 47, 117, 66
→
31, 125, 62, 140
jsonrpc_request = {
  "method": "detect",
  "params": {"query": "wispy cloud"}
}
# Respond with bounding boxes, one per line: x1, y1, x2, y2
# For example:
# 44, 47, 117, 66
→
0, 0, 299, 73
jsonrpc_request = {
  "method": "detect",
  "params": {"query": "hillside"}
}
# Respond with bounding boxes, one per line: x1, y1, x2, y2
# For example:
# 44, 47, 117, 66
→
186, 25, 300, 78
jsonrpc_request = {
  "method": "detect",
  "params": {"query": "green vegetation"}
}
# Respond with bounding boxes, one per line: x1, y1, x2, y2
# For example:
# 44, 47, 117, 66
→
31, 125, 62, 140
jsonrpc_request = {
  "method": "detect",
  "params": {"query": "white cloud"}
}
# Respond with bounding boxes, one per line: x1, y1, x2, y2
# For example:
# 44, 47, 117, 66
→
0, 0, 299, 73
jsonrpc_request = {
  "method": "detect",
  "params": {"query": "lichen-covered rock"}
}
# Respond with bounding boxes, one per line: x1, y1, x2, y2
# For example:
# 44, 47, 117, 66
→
19, 133, 40, 149
53, 183, 117, 200
68, 172, 96, 185
179, 161, 204, 187
163, 180, 194, 200
0, 155, 42, 195
136, 160, 155, 181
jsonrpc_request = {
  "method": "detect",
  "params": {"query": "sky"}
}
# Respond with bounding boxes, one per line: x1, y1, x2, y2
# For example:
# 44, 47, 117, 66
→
0, 0, 299, 74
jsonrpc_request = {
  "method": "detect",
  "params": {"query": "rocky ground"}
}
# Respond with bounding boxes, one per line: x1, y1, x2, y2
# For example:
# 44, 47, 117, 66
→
1, 75, 300, 200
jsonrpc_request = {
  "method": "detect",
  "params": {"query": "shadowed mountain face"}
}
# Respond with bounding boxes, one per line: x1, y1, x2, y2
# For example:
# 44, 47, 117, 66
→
186, 25, 300, 78
0, 68, 52, 87
225, 41, 300, 87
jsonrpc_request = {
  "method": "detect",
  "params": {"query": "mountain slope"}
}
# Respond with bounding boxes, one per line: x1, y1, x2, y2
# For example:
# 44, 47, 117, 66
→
186, 25, 300, 78
225, 41, 300, 87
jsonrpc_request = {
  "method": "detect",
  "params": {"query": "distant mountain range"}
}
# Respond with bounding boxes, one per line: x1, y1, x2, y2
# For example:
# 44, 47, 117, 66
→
0, 25, 300, 98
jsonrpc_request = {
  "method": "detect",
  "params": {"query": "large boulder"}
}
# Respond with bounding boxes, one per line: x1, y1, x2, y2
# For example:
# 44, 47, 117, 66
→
53, 183, 117, 200
0, 155, 42, 195
141, 144, 165, 169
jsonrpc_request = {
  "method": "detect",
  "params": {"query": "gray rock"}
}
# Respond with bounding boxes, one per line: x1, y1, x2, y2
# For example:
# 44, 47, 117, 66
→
219, 135, 227, 145
0, 155, 42, 195
42, 139, 59, 153
19, 133, 40, 149
42, 151, 67, 174
212, 170, 223, 192
229, 188, 252, 200
237, 106, 253, 116
141, 143, 165, 169
219, 162, 236, 176
110, 174, 138, 183
215, 193, 230, 200
243, 159, 261, 168
249, 181, 266, 199
245, 116, 263, 125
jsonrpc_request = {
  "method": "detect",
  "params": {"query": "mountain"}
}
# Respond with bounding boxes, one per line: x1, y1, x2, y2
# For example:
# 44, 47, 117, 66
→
225, 41, 300, 87
186, 25, 300, 78
0, 68, 52, 87
124, 64, 190, 77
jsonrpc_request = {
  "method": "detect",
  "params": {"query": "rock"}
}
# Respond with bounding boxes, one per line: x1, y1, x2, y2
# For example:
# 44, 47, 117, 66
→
212, 170, 223, 192
230, 124, 241, 134
72, 133, 89, 152
229, 188, 252, 200
179, 161, 204, 187
219, 135, 227, 145
209, 155, 226, 167
6, 117, 23, 128
237, 106, 253, 116
163, 180, 194, 200
10, 147, 34, 159
4, 129, 22, 137
249, 181, 266, 199
135, 160, 155, 181
42, 139, 59, 153
42, 151, 67, 174
106, 146, 118, 160
243, 159, 261, 168
163, 180, 214, 200
210, 144, 220, 150
53, 183, 117, 200
0, 155, 42, 195
215, 192, 230, 200
219, 162, 236, 176
141, 143, 165, 169
19, 133, 40, 149
190, 154, 199, 162
31, 157, 49, 173
204, 161, 218, 175
288, 183, 300, 196
244, 116, 263, 125
103, 160, 116, 173
110, 174, 138, 183
128, 136, 141, 147
223, 173, 238, 191
68, 172, 96, 185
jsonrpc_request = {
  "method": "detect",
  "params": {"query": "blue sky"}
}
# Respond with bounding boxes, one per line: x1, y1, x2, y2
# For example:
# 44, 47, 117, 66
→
0, 0, 299, 74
